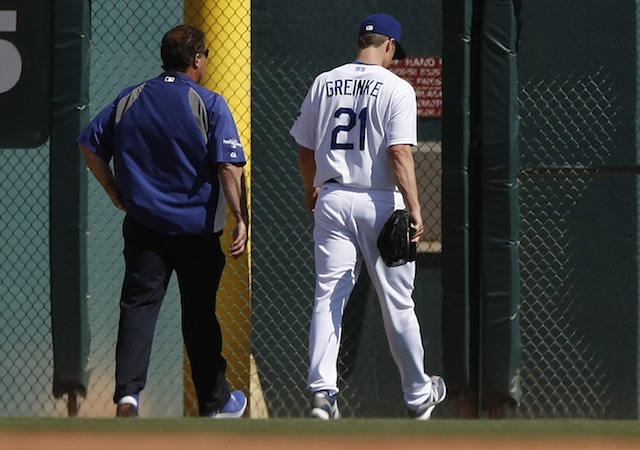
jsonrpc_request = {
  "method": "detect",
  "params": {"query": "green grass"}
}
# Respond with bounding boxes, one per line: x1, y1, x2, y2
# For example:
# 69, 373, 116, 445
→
0, 418, 639, 438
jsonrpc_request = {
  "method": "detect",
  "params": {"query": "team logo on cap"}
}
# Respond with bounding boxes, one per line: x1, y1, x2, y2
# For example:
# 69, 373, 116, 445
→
365, 24, 374, 31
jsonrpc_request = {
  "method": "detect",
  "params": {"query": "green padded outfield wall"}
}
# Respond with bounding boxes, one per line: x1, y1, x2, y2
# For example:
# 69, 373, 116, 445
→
516, 0, 639, 418
478, 0, 522, 411
441, 0, 474, 406
49, 0, 91, 401
442, 0, 522, 414
443, 0, 640, 418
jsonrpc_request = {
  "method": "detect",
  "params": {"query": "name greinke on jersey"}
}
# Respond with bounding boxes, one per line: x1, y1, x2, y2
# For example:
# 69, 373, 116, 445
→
324, 79, 384, 98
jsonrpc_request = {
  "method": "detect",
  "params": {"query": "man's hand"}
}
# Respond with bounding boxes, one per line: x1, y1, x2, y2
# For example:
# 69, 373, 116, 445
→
298, 146, 317, 212
81, 145, 126, 212
409, 210, 424, 243
218, 162, 249, 258
305, 187, 320, 212
229, 219, 248, 259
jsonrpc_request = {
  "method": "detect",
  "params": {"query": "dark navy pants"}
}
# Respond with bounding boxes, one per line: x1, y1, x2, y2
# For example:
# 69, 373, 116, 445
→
114, 215, 230, 416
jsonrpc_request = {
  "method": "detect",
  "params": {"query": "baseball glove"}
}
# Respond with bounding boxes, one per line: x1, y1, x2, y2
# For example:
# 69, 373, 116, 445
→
377, 209, 417, 267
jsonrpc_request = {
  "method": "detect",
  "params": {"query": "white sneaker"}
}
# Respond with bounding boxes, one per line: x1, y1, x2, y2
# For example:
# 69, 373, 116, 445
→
310, 391, 340, 419
412, 375, 447, 420
116, 394, 139, 418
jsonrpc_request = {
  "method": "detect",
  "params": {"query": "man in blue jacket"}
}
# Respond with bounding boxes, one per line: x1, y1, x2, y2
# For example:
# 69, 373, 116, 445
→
78, 25, 248, 418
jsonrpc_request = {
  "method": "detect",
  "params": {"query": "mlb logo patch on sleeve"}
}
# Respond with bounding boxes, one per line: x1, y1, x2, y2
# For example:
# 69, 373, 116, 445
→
223, 137, 243, 158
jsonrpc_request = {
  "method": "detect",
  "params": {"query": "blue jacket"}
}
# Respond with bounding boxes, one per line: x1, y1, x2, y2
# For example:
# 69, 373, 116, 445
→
78, 72, 246, 235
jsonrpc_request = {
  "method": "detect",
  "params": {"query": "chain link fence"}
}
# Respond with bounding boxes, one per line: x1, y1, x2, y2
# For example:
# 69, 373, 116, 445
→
0, 148, 58, 415
1, 0, 639, 419
516, 1, 638, 418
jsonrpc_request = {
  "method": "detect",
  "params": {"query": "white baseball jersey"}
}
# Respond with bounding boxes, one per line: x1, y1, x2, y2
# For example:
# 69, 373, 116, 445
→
290, 62, 417, 190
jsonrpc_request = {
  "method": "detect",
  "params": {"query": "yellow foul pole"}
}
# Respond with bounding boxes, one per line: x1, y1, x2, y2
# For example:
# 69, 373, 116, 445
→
184, 0, 255, 417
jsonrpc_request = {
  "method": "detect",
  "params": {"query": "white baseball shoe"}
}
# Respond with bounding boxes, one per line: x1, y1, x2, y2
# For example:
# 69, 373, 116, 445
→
412, 375, 447, 420
310, 391, 340, 419
116, 394, 139, 418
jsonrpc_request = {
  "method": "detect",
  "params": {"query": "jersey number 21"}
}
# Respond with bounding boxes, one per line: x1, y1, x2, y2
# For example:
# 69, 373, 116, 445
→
331, 107, 367, 151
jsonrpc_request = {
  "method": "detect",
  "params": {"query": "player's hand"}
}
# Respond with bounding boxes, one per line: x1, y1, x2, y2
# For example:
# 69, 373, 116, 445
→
229, 220, 248, 258
305, 187, 319, 212
409, 211, 424, 243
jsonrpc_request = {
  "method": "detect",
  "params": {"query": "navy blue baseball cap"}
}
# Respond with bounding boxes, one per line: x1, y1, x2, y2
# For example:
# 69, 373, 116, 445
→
358, 13, 406, 60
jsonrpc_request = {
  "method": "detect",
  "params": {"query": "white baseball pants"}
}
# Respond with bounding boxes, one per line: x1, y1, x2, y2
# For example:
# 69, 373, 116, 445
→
307, 183, 432, 409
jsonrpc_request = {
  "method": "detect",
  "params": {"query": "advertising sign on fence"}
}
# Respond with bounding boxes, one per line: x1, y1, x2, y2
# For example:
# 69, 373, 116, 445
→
390, 56, 442, 119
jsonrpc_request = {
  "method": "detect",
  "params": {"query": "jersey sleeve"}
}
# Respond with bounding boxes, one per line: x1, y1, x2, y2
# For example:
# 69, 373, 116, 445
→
208, 95, 246, 165
76, 100, 117, 162
289, 85, 318, 150
386, 81, 418, 147
77, 85, 142, 161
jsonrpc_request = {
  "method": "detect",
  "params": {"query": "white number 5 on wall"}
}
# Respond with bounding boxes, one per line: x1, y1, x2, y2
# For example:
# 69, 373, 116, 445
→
0, 10, 22, 95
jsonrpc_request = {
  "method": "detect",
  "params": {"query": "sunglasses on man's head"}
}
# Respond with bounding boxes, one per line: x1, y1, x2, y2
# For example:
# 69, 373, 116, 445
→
196, 49, 209, 58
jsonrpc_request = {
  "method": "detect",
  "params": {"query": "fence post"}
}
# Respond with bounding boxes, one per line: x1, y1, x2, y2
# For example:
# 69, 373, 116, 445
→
49, 0, 91, 415
441, 0, 475, 416
442, 0, 521, 417
184, 0, 257, 417
479, 0, 522, 414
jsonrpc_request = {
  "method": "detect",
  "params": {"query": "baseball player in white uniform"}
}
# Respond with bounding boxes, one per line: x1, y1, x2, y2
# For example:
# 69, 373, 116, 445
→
290, 13, 447, 419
